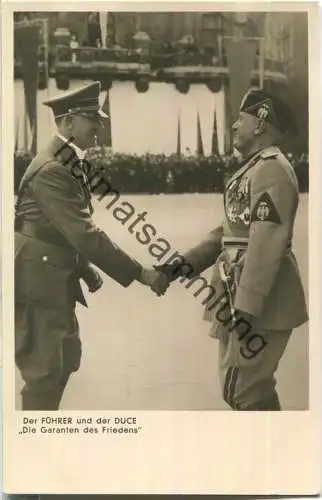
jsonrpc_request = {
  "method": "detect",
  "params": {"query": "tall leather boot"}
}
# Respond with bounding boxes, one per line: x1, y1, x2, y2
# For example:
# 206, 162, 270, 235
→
54, 371, 71, 409
236, 392, 281, 411
21, 388, 60, 411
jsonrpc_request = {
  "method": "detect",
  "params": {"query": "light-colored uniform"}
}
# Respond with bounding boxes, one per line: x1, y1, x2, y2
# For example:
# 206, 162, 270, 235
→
182, 146, 308, 410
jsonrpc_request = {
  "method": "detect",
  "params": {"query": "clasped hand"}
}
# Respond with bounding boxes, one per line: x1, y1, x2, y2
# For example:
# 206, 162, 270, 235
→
139, 260, 183, 296
139, 268, 170, 296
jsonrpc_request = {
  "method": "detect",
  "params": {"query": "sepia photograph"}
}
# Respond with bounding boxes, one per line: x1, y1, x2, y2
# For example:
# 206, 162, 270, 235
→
3, 1, 322, 495
12, 9, 310, 412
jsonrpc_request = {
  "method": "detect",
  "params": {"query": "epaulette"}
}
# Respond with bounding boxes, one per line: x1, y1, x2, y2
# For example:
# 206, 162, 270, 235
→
55, 154, 64, 165
260, 147, 280, 160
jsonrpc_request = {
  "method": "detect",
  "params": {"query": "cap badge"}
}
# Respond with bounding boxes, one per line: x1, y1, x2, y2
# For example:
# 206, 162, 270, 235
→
257, 103, 270, 120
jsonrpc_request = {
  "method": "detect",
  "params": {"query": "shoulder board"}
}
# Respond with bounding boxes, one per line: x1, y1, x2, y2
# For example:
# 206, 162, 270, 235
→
20, 159, 54, 187
260, 147, 280, 160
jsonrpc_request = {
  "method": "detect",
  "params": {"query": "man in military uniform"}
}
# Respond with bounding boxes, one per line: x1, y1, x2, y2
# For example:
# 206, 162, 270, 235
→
157, 88, 308, 411
15, 81, 168, 411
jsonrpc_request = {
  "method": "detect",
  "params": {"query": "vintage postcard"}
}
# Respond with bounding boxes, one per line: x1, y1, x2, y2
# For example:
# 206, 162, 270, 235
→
2, 0, 321, 495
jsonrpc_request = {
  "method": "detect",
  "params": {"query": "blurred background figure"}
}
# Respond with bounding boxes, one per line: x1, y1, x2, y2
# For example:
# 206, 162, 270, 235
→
70, 34, 79, 62
87, 12, 102, 47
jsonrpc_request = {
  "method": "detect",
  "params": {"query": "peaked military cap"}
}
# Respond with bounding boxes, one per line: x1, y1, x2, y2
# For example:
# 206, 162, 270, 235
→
43, 81, 108, 120
240, 88, 298, 134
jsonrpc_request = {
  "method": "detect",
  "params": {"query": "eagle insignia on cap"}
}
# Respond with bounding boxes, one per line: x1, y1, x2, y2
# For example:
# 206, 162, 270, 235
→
239, 89, 298, 134
42, 81, 108, 120
257, 103, 270, 120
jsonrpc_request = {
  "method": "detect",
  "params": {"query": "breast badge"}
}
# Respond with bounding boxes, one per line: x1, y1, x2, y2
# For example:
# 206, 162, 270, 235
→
237, 177, 250, 199
225, 176, 251, 228
238, 206, 250, 226
227, 206, 238, 223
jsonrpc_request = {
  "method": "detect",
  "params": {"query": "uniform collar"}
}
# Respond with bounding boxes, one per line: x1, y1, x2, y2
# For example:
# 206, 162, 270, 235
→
239, 149, 261, 167
56, 133, 86, 160
226, 149, 263, 190
226, 146, 280, 191
240, 145, 279, 165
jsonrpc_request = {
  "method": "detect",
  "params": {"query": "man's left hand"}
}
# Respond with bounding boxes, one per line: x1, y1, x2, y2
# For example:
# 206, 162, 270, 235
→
139, 268, 170, 296
81, 265, 104, 293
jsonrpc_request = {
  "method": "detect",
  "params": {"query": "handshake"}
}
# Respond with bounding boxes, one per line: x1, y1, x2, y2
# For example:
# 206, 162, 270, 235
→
138, 261, 183, 296
80, 260, 183, 297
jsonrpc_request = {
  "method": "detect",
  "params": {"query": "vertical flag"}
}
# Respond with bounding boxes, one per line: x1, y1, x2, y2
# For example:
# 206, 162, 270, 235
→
176, 114, 181, 155
98, 91, 112, 147
196, 111, 204, 155
15, 23, 40, 155
211, 110, 219, 155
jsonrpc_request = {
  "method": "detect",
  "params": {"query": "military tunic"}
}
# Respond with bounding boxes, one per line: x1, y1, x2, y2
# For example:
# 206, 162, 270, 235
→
181, 146, 308, 410
15, 136, 142, 410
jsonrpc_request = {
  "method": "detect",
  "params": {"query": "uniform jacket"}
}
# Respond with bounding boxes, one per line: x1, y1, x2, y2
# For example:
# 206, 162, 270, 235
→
15, 135, 141, 310
182, 146, 308, 332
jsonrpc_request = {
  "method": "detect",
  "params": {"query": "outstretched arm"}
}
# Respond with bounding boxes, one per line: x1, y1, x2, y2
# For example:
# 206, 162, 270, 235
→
32, 161, 142, 287
155, 225, 223, 282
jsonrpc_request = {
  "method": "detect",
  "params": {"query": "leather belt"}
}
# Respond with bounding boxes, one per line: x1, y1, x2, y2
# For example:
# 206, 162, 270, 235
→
222, 236, 248, 250
16, 220, 79, 263
17, 221, 66, 247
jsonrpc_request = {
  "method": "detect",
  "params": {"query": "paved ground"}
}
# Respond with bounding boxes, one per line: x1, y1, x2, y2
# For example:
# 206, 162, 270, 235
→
15, 193, 309, 410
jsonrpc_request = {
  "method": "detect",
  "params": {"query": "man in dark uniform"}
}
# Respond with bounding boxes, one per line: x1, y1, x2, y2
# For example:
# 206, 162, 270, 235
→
157, 88, 308, 411
15, 81, 168, 411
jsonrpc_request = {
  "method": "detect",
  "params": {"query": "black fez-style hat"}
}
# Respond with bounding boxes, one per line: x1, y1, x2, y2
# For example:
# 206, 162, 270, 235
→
239, 88, 298, 135
43, 81, 108, 120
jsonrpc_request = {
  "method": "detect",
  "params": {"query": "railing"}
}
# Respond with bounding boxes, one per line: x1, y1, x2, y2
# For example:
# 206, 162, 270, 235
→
54, 43, 286, 70
14, 33, 289, 90
54, 45, 151, 64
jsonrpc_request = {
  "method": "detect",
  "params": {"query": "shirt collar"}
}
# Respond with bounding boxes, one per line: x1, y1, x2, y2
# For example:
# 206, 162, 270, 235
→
56, 133, 86, 160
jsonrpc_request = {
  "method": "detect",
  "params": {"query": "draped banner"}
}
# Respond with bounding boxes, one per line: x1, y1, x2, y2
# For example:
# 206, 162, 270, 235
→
214, 90, 225, 155
178, 91, 197, 155
99, 12, 108, 47
15, 78, 226, 155
225, 39, 257, 124
15, 24, 40, 155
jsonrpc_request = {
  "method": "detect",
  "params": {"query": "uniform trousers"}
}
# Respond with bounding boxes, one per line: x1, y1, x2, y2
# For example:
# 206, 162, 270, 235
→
15, 302, 82, 410
217, 323, 292, 410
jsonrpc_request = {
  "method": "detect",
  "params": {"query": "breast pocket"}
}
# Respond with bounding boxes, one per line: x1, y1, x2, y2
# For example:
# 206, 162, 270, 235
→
15, 238, 77, 309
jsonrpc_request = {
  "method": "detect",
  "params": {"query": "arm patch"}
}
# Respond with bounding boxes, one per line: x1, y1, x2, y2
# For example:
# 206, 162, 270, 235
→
251, 192, 281, 224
